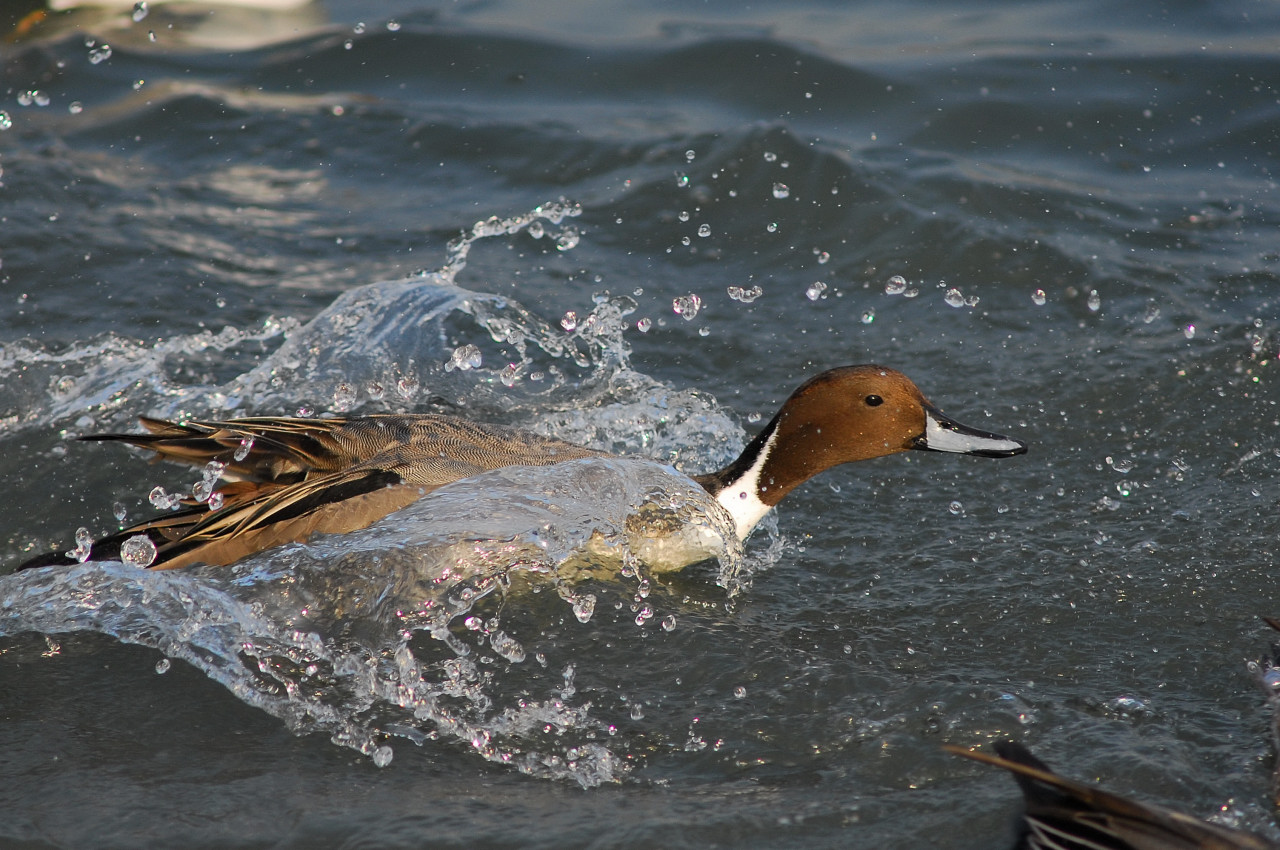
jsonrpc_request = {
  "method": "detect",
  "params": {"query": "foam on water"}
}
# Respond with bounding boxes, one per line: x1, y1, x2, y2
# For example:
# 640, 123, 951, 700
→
0, 202, 770, 786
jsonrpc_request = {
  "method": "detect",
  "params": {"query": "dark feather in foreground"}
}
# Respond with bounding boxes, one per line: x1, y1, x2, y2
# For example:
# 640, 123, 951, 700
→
947, 741, 1278, 850
1254, 617, 1280, 809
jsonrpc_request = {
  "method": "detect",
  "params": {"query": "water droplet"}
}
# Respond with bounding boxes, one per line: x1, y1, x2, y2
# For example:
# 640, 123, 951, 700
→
0, 111, 12, 130
1032, 289, 1047, 305
815, 250, 830, 264
527, 220, 544, 239
372, 746, 393, 768
763, 151, 777, 162
635, 317, 652, 333
727, 285, 763, 303
630, 704, 644, 719
685, 149, 696, 162
861, 309, 875, 324
366, 381, 385, 401
499, 363, 520, 387
491, 631, 526, 663
805, 282, 827, 301
112, 502, 128, 523
555, 226, 580, 251
772, 182, 790, 199
295, 405, 314, 418
766, 222, 778, 233
885, 275, 908, 295
1184, 324, 1196, 339
561, 310, 578, 332
1143, 302, 1160, 323
661, 614, 677, 631
386, 20, 401, 32
675, 171, 690, 188
944, 288, 965, 308
233, 435, 254, 462
396, 374, 420, 398
330, 383, 357, 412
733, 686, 747, 699
1107, 457, 1135, 473
207, 491, 224, 511
696, 223, 711, 238
948, 500, 965, 516
132, 1, 149, 22
192, 479, 214, 503
120, 535, 157, 567
1087, 290, 1101, 312
67, 527, 93, 563
445, 344, 482, 372
571, 593, 596, 623
635, 606, 654, 626
672, 294, 702, 320
88, 44, 113, 65
353, 21, 366, 34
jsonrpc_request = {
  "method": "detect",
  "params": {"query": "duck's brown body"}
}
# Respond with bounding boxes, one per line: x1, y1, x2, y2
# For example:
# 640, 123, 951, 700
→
18, 365, 1026, 571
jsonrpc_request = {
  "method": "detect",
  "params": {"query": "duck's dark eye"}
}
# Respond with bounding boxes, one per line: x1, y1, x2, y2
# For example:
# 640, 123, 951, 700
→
864, 394, 883, 407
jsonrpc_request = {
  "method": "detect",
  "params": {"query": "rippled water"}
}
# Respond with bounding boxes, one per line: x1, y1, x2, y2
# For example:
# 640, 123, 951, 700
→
3, 1, 1280, 848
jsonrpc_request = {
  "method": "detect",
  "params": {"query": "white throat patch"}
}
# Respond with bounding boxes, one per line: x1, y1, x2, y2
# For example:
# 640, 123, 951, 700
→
714, 427, 779, 540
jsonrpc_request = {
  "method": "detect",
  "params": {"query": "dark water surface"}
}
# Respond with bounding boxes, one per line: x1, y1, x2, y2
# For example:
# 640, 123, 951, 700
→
3, 1, 1280, 847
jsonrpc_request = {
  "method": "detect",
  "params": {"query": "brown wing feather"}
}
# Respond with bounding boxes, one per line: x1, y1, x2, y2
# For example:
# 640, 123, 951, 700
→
50, 413, 610, 570
153, 481, 425, 569
84, 415, 602, 485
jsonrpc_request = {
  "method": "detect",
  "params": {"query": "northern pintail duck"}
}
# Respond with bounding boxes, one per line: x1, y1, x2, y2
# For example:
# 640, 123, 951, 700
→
949, 741, 1278, 850
19, 365, 1025, 572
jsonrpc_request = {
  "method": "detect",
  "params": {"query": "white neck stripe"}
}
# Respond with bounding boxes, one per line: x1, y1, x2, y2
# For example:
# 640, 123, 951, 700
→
714, 426, 778, 540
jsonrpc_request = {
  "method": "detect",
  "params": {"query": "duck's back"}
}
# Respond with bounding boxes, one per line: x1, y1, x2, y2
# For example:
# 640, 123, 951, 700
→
24, 414, 609, 571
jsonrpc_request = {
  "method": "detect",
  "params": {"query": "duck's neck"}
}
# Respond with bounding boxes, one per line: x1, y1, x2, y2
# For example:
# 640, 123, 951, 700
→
693, 414, 786, 540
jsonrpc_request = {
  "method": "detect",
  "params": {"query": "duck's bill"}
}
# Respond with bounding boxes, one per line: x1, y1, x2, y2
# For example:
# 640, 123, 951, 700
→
913, 405, 1027, 458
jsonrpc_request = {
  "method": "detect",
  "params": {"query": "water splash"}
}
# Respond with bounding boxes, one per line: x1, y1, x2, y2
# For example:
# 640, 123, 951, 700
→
0, 201, 772, 785
439, 200, 582, 281
1, 458, 746, 786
